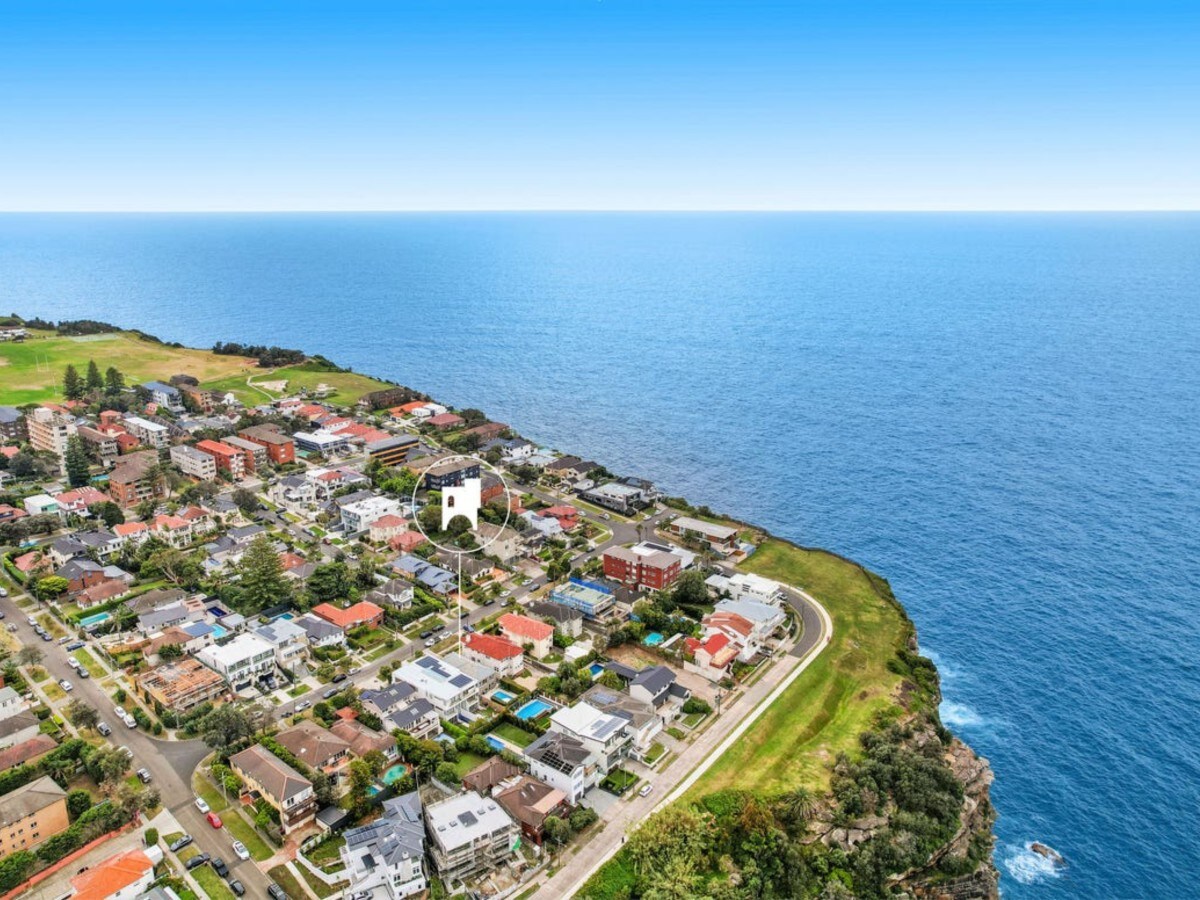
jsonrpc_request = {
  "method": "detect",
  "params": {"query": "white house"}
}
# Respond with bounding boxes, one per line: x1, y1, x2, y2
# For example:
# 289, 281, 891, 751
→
548, 701, 632, 774
393, 655, 479, 719
341, 495, 403, 534
196, 634, 275, 691
341, 792, 427, 899
254, 618, 308, 670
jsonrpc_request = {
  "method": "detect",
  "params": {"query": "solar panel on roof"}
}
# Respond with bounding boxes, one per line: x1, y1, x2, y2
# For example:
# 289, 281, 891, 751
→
458, 811, 477, 827
450, 674, 471, 687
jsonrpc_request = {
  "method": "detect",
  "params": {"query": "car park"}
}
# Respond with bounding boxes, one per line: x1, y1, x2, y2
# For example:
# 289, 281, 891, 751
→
185, 853, 210, 871
206, 812, 223, 828
211, 857, 229, 878
195, 797, 210, 814
169, 835, 193, 852
231, 840, 250, 861
228, 879, 245, 896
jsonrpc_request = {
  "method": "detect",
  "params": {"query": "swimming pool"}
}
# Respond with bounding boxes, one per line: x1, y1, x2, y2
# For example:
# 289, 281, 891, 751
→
276, 612, 295, 621
515, 698, 554, 720
79, 612, 111, 628
588, 663, 606, 679
381, 763, 410, 785
486, 736, 505, 751
208, 605, 231, 617
643, 631, 665, 646
210, 624, 229, 639
491, 689, 516, 705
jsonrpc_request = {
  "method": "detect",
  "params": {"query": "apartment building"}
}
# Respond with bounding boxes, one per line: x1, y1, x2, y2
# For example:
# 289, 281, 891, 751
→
122, 415, 170, 449
195, 439, 245, 479
424, 792, 518, 882
108, 451, 166, 507
0, 776, 70, 855
196, 634, 275, 691
170, 444, 218, 481
27, 406, 77, 456
238, 424, 296, 464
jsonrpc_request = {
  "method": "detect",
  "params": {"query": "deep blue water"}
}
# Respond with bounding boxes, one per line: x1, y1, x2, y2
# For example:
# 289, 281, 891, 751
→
2, 213, 1198, 898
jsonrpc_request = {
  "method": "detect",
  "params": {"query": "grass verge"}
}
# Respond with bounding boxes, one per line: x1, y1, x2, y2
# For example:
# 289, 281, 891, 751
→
267, 866, 308, 900
192, 864, 237, 900
223, 812, 273, 861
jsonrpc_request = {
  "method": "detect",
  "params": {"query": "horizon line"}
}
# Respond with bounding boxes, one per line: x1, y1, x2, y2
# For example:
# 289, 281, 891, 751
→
1, 208, 1197, 214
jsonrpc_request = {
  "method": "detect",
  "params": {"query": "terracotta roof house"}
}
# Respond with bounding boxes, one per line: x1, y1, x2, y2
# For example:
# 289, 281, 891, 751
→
329, 719, 397, 760
0, 735, 57, 771
461, 757, 521, 795
275, 721, 351, 772
461, 632, 524, 677
229, 744, 317, 834
497, 613, 555, 659
69, 847, 158, 900
494, 775, 571, 845
426, 412, 465, 430
389, 530, 428, 554
311, 601, 385, 631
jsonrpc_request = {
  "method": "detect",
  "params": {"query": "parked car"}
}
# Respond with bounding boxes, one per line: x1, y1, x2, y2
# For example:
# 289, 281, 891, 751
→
6, 623, 16, 632
295, 700, 311, 712
136, 768, 152, 783
0, 587, 7, 597
78, 668, 90, 678
66, 641, 84, 651
331, 673, 347, 683
638, 783, 653, 797
58, 679, 73, 692
423, 637, 436, 648
231, 840, 250, 861
348, 667, 361, 676
185, 853, 210, 871
211, 857, 229, 878
267, 883, 288, 900
194, 797, 210, 814
206, 812, 223, 829
169, 835, 193, 852
228, 879, 245, 897
0, 610, 6, 620
322, 687, 338, 699
26, 617, 36, 626
97, 721, 112, 736
117, 746, 133, 758
418, 629, 432, 639
40, 631, 52, 641
58, 635, 71, 644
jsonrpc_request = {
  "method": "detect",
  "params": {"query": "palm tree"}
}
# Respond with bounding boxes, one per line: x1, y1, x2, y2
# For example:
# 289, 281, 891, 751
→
776, 786, 817, 834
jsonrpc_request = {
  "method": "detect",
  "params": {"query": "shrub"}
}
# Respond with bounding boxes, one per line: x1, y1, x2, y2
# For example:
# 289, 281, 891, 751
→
144, 827, 159, 846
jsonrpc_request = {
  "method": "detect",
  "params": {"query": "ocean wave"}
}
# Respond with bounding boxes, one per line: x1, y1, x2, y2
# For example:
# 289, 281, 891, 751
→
1002, 842, 1066, 885
939, 700, 987, 730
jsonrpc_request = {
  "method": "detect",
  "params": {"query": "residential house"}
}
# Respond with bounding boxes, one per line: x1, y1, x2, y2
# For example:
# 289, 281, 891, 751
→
0, 687, 24, 721
254, 618, 309, 670
391, 555, 456, 596
526, 599, 584, 638
229, 745, 317, 834
296, 613, 346, 649
70, 847, 161, 900
424, 792, 518, 882
472, 522, 524, 564
494, 775, 571, 847
520, 510, 562, 539
24, 494, 61, 519
369, 514, 409, 544
76, 577, 132, 609
363, 578, 414, 611
340, 495, 403, 534
496, 613, 554, 659
582, 684, 664, 756
0, 712, 41, 751
683, 633, 739, 682
76, 424, 119, 460
461, 758, 522, 796
0, 776, 69, 855
0, 735, 58, 772
548, 578, 616, 621
197, 634, 276, 691
0, 407, 25, 443
628, 665, 688, 711
275, 721, 351, 776
548, 701, 632, 774
524, 731, 599, 805
441, 652, 499, 696
544, 456, 594, 482
109, 451, 166, 506
361, 683, 419, 719
393, 655, 479, 719
388, 531, 427, 554
54, 487, 111, 517
312, 601, 384, 631
425, 412, 464, 431
713, 598, 787, 639
113, 521, 150, 547
460, 633, 524, 677
341, 792, 426, 900
330, 719, 398, 762
388, 698, 441, 740
136, 658, 228, 713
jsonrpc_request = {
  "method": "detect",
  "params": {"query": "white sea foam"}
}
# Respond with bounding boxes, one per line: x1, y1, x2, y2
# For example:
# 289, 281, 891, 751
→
939, 700, 986, 730
1002, 842, 1065, 885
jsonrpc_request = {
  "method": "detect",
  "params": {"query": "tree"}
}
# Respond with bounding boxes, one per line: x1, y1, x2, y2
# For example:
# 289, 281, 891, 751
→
199, 705, 259, 753
144, 827, 159, 847
347, 758, 376, 807
85, 359, 103, 392
231, 487, 259, 516
15, 646, 44, 668
65, 699, 99, 730
307, 561, 353, 606
64, 436, 90, 487
63, 364, 84, 401
417, 504, 442, 534
88, 500, 125, 527
238, 535, 292, 612
378, 664, 394, 685
104, 366, 125, 394
446, 514, 472, 537
670, 570, 710, 610
775, 787, 817, 835
66, 790, 93, 820
543, 815, 571, 846
143, 548, 202, 587
87, 745, 132, 786
7, 452, 37, 478
434, 762, 459, 785
34, 575, 69, 601
158, 643, 184, 661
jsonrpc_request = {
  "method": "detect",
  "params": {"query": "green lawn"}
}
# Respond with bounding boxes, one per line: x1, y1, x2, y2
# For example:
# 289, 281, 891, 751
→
192, 864, 237, 900
296, 864, 345, 899
267, 866, 308, 900
287, 683, 311, 698
223, 811, 274, 861
450, 751, 489, 778
192, 771, 230, 813
203, 361, 393, 408
490, 722, 535, 748
43, 682, 65, 701
643, 742, 666, 765
72, 648, 106, 678
305, 835, 345, 865
0, 330, 258, 405
600, 767, 639, 794
681, 711, 705, 728
684, 538, 910, 799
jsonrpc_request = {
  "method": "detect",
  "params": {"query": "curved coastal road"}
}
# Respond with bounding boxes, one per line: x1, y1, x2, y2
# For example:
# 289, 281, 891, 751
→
531, 576, 834, 900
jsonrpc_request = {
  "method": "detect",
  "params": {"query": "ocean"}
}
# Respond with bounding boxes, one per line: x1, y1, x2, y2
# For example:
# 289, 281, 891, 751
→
2, 213, 1198, 898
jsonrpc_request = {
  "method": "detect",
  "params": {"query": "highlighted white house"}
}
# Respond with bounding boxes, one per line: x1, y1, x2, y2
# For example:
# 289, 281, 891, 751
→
442, 477, 481, 530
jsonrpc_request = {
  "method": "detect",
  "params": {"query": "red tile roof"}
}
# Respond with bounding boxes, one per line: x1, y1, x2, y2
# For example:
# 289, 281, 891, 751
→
389, 531, 427, 552
427, 413, 465, 427
312, 601, 385, 630
70, 849, 154, 900
370, 514, 406, 529
114, 521, 149, 537
498, 613, 554, 643
463, 632, 524, 661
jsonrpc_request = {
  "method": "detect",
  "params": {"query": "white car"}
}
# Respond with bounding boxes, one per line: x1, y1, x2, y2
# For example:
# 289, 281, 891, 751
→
195, 797, 211, 814
232, 840, 250, 861
638, 783, 653, 797
58, 679, 73, 692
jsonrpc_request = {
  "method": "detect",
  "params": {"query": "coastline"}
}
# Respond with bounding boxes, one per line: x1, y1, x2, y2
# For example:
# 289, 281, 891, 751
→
0, 321, 999, 898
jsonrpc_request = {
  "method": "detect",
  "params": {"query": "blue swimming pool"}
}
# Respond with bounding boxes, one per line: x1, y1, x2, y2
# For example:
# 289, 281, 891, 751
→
643, 631, 665, 646
210, 624, 229, 639
276, 612, 295, 621
79, 612, 111, 628
588, 663, 606, 678
486, 736, 505, 751
491, 689, 516, 705
515, 698, 554, 720
208, 605, 231, 617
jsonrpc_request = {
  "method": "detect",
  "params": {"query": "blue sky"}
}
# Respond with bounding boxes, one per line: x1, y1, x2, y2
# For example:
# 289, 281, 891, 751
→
0, 1, 1196, 210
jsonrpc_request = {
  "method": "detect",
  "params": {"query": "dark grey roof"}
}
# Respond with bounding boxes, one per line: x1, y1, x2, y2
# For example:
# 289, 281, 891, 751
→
389, 698, 436, 731
362, 682, 417, 713
527, 600, 583, 624
525, 731, 591, 773
0, 407, 22, 425
631, 665, 675, 696
604, 661, 639, 682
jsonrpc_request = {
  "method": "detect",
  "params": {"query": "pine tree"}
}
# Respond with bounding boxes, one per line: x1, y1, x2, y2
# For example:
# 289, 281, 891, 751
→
104, 366, 124, 394
62, 364, 83, 401
85, 359, 103, 391
64, 435, 90, 487
238, 535, 292, 612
